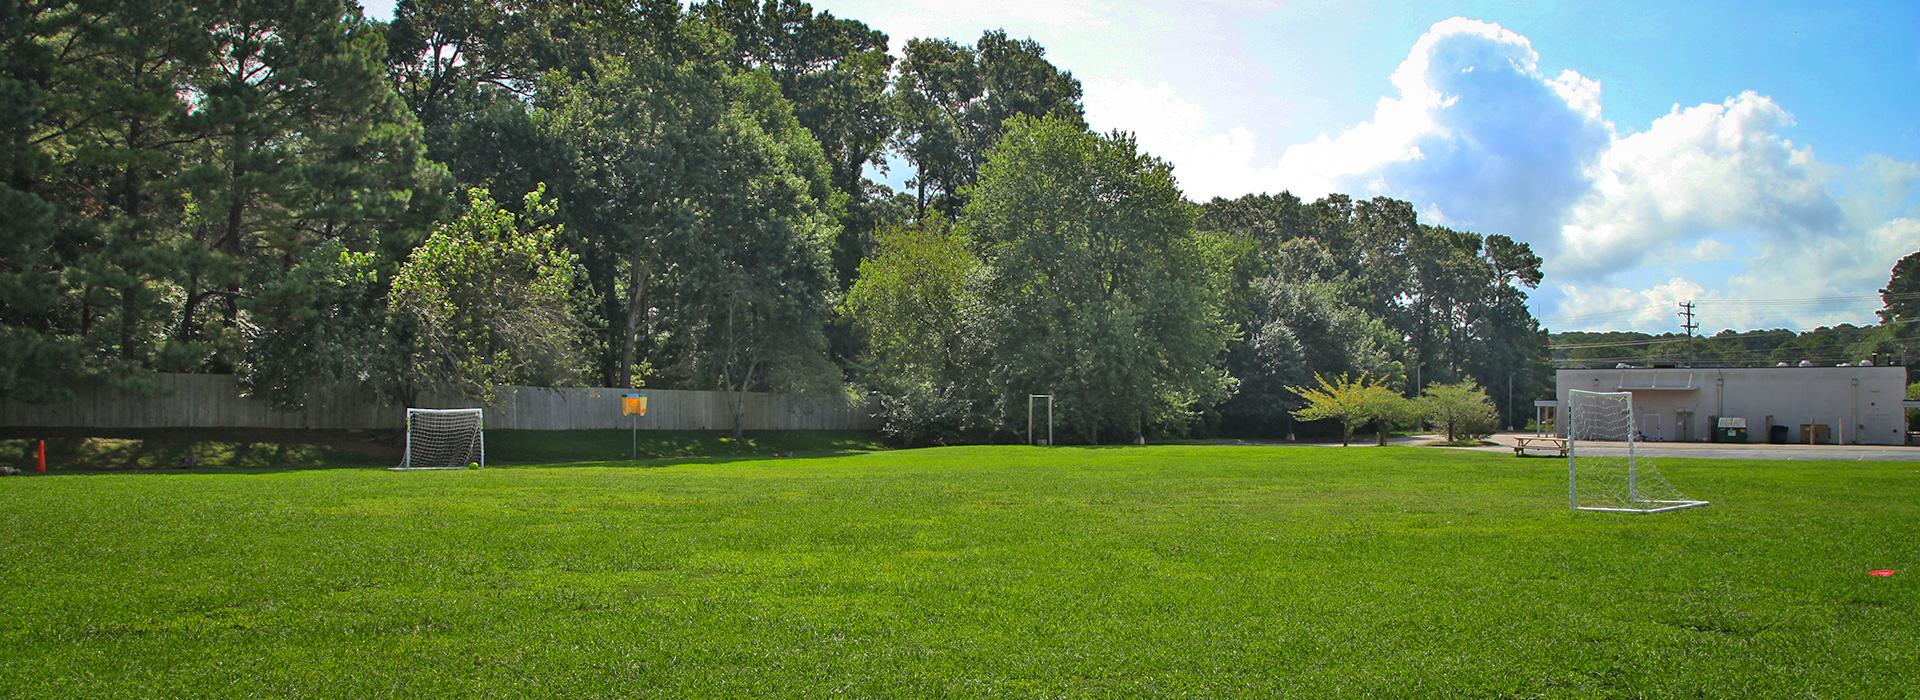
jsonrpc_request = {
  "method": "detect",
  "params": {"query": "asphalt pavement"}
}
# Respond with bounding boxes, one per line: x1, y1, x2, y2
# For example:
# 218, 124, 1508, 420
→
1473, 432, 1920, 462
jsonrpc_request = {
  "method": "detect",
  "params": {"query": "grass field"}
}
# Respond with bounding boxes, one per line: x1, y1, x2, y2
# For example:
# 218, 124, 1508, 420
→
3, 441, 1918, 696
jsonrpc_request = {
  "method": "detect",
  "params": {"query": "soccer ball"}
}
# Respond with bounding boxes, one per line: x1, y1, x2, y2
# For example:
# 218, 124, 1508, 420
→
467, 462, 479, 470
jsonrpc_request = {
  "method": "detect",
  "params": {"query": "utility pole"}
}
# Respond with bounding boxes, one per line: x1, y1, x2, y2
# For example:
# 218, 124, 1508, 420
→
1677, 301, 1698, 365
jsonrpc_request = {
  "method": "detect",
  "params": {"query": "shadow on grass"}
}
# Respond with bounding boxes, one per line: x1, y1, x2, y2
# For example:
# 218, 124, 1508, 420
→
0, 428, 884, 476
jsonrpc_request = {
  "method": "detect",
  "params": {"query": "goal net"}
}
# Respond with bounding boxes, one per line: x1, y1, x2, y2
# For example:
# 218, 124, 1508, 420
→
396, 408, 484, 471
1566, 390, 1706, 513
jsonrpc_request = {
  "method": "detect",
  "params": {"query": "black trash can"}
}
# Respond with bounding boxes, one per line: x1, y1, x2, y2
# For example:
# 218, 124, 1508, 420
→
1769, 425, 1789, 444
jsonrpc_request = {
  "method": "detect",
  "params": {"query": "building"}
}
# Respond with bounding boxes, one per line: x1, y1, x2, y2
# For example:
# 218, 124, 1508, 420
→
1550, 365, 1910, 445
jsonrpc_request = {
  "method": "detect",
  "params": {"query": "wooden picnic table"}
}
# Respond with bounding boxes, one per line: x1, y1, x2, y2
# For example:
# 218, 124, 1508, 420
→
1513, 435, 1568, 457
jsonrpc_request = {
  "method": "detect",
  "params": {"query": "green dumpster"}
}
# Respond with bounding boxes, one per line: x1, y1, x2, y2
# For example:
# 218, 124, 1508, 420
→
1714, 416, 1748, 443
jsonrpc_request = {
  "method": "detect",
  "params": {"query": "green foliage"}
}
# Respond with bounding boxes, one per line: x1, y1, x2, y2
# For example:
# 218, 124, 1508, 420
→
1363, 390, 1421, 446
536, 43, 844, 424
389, 187, 586, 399
238, 242, 395, 410
965, 116, 1233, 442
1198, 193, 1544, 435
1880, 250, 1920, 324
1420, 379, 1500, 443
0, 0, 443, 405
845, 216, 987, 444
892, 31, 1084, 217
1908, 383, 1919, 426
1289, 373, 1398, 446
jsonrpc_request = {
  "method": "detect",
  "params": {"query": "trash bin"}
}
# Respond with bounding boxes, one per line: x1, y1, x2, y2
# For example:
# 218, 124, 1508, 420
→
1713, 416, 1748, 443
1768, 425, 1789, 444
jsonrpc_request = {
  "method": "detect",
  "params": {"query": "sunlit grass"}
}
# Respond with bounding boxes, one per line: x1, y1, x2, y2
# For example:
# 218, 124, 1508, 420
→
2, 444, 1915, 696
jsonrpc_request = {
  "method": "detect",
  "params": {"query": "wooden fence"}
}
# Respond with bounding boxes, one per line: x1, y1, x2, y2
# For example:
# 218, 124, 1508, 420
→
0, 374, 875, 432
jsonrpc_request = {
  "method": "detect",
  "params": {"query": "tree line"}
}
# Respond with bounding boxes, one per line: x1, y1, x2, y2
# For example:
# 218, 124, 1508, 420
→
1, 0, 1550, 440
1552, 255, 1920, 373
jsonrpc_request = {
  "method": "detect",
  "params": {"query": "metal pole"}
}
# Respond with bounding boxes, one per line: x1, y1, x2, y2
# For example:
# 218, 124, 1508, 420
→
1627, 397, 1638, 503
1027, 395, 1034, 445
631, 413, 637, 461
1047, 396, 1054, 447
1567, 399, 1577, 509
403, 409, 413, 469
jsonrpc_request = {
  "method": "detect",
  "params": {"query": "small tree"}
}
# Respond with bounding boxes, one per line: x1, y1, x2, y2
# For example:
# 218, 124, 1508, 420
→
1363, 391, 1421, 446
1907, 383, 1920, 428
1290, 373, 1395, 446
389, 186, 586, 400
1421, 379, 1499, 443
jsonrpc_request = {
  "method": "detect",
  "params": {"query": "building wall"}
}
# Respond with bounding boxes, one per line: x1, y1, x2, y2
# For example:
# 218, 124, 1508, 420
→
1555, 366, 1908, 445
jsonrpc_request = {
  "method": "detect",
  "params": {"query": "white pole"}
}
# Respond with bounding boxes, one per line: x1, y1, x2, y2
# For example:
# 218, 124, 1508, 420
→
1626, 398, 1638, 503
479, 411, 486, 468
403, 409, 413, 469
1047, 395, 1054, 447
1567, 400, 1577, 509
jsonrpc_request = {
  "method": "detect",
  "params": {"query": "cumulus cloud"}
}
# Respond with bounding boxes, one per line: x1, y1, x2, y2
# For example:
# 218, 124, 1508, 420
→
1274, 18, 1611, 242
1558, 92, 1844, 278
1268, 17, 1920, 332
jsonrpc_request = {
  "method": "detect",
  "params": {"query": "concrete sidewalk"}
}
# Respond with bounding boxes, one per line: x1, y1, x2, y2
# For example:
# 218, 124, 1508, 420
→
1467, 432, 1920, 462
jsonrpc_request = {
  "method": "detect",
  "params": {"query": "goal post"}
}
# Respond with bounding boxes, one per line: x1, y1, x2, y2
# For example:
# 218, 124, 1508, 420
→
1566, 390, 1707, 513
1027, 394, 1054, 446
395, 408, 484, 471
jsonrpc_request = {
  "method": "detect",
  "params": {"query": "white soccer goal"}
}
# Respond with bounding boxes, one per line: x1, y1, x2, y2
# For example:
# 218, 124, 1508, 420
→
395, 408, 484, 471
1566, 390, 1707, 513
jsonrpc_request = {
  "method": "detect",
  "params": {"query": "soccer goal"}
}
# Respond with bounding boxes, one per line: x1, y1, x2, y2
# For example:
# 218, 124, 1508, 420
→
1566, 390, 1707, 513
395, 408, 484, 471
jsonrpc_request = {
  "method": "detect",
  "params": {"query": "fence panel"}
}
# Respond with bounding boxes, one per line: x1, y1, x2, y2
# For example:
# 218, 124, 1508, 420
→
0, 374, 874, 432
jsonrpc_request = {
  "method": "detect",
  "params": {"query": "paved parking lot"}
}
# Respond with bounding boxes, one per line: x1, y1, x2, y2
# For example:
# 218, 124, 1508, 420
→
1476, 432, 1920, 462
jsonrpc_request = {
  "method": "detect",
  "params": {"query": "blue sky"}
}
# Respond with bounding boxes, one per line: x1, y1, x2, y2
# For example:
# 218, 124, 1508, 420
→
363, 0, 1920, 333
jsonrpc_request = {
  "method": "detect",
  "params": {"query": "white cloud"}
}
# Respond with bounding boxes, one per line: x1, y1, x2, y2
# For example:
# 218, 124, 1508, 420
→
1273, 18, 1611, 243
1083, 79, 1283, 200
1555, 277, 1710, 330
1558, 92, 1843, 278
1263, 17, 1920, 332
1681, 239, 1732, 262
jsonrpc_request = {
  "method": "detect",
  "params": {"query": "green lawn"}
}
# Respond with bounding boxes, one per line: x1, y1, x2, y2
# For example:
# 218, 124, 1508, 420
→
2, 443, 1917, 696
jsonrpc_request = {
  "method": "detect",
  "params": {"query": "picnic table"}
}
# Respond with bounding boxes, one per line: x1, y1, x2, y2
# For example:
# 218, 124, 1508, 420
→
1513, 435, 1568, 457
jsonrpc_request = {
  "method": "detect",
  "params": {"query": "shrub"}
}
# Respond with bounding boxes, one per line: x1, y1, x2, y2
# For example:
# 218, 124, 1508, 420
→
1420, 379, 1499, 443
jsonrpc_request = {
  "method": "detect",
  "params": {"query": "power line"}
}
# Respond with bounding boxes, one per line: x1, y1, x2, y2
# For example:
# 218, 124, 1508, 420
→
1677, 301, 1697, 363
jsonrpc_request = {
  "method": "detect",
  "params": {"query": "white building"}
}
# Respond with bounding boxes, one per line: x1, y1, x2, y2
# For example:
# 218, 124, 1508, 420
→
1552, 366, 1910, 445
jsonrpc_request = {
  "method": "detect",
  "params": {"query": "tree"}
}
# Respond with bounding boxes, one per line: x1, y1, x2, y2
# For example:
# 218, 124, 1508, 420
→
693, 0, 895, 289
1288, 373, 1394, 447
964, 116, 1232, 442
1880, 251, 1920, 324
844, 215, 986, 444
1420, 379, 1499, 443
0, 0, 87, 402
892, 31, 1083, 218
389, 187, 586, 400
237, 241, 395, 410
1363, 390, 1420, 446
671, 69, 844, 437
